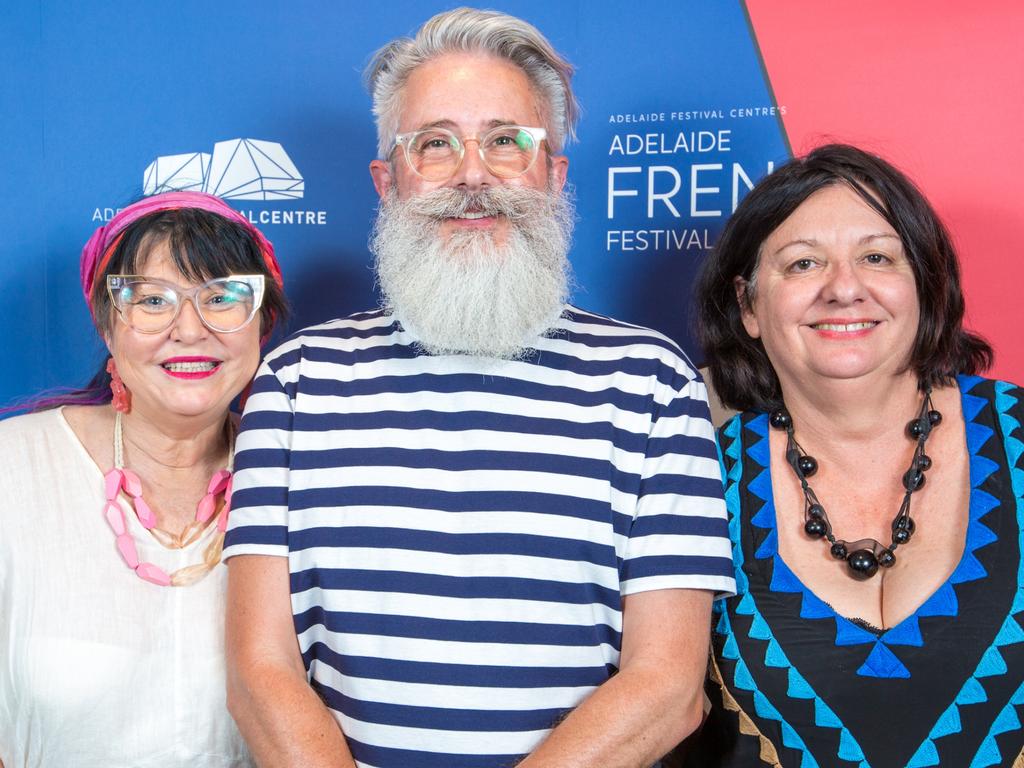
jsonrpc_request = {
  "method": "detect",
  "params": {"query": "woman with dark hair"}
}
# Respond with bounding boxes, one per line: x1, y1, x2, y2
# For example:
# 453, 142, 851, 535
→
0, 192, 286, 767
685, 144, 1023, 766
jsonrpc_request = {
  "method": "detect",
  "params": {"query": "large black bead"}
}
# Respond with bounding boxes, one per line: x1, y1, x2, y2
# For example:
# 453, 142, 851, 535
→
798, 455, 819, 477
804, 518, 828, 538
906, 418, 927, 439
878, 549, 897, 568
903, 468, 925, 492
928, 410, 943, 426
770, 410, 792, 429
917, 454, 932, 471
807, 503, 826, 519
830, 541, 848, 559
847, 549, 879, 579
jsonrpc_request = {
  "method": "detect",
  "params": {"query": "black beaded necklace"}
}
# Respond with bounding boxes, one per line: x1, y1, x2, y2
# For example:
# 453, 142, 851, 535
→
768, 387, 942, 580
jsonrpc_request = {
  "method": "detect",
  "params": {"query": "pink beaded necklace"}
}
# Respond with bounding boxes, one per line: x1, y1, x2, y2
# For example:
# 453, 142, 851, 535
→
102, 411, 234, 587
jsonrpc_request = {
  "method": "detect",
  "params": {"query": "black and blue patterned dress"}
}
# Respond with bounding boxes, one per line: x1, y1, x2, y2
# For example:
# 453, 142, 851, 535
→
688, 376, 1024, 767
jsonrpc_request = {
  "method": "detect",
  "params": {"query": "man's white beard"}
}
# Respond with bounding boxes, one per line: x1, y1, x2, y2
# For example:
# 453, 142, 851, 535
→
371, 184, 574, 359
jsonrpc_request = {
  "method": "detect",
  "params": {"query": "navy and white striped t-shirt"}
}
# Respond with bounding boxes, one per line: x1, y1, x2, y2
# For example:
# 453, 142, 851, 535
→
224, 305, 734, 768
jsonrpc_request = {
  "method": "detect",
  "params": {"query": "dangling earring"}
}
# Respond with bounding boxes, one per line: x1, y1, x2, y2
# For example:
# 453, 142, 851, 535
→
106, 358, 132, 414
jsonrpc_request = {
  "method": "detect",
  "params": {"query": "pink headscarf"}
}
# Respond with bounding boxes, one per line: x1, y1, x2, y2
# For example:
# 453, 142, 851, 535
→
80, 191, 284, 311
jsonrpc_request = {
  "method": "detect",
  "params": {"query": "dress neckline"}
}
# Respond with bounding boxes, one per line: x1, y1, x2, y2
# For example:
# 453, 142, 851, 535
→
734, 375, 994, 643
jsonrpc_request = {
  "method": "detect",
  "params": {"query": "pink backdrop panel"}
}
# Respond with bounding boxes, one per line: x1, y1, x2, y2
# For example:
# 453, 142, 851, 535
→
747, 0, 1023, 384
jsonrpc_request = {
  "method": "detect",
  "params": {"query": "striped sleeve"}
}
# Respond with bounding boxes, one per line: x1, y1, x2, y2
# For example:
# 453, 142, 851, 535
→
223, 355, 295, 559
620, 370, 736, 598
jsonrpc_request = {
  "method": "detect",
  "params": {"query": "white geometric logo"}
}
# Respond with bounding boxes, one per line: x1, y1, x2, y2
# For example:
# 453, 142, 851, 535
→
143, 138, 304, 200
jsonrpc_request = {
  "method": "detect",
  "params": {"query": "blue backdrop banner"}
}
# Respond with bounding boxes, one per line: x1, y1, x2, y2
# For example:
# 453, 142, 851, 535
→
2, 1, 787, 406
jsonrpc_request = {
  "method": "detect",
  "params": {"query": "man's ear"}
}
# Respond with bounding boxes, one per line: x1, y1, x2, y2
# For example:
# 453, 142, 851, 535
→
734, 276, 760, 339
369, 159, 393, 199
549, 155, 569, 193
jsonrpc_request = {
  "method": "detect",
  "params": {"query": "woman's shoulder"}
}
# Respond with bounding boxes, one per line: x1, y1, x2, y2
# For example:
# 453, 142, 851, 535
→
957, 374, 1024, 420
0, 408, 64, 441
959, 373, 1022, 394
715, 410, 766, 448
0, 406, 107, 461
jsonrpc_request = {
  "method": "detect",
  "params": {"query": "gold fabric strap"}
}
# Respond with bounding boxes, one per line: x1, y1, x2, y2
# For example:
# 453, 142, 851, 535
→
709, 651, 783, 767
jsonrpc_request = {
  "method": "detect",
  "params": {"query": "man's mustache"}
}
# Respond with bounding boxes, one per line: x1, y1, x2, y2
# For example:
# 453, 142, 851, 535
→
398, 186, 548, 222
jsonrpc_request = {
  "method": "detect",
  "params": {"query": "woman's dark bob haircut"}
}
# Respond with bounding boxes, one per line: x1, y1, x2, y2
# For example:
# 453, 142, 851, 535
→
696, 143, 992, 413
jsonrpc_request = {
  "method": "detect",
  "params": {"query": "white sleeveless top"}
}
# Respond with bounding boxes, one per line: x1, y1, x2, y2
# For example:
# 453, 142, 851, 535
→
0, 408, 251, 767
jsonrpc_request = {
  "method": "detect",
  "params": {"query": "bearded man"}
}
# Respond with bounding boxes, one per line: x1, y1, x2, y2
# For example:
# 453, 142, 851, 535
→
224, 9, 734, 768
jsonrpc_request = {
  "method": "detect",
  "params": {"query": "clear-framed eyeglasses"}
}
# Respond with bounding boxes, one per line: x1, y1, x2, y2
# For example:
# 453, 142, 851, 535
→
393, 125, 548, 182
106, 274, 266, 334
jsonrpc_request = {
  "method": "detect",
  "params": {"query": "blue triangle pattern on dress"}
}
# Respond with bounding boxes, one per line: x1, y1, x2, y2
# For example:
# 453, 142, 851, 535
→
799, 589, 834, 620
735, 591, 755, 615
959, 374, 984, 394
749, 613, 772, 641
787, 667, 815, 699
838, 728, 866, 761
1012, 467, 1024, 497
716, 610, 730, 635
994, 614, 1024, 647
857, 641, 911, 678
780, 721, 803, 749
754, 528, 778, 559
725, 482, 741, 523
969, 736, 1002, 768
970, 454, 999, 487
994, 379, 1016, 396
969, 489, 999, 521
748, 412, 769, 437
970, 684, 1024, 767
733, 657, 757, 691
800, 751, 819, 768
764, 638, 788, 668
963, 392, 988, 423
750, 492, 775, 528
1003, 435, 1023, 467
965, 519, 998, 550
966, 422, 994, 454
976, 646, 1008, 678
748, 468, 774, 504
813, 697, 842, 728
723, 414, 741, 440
917, 582, 959, 618
880, 617, 923, 647
725, 446, 741, 474
951, 551, 988, 584
929, 703, 963, 738
955, 677, 988, 706
835, 617, 879, 646
906, 739, 940, 767
748, 434, 770, 468
1013, 588, 1024, 616
769, 558, 804, 593
991, 703, 1021, 735
753, 690, 777, 720
1000, 414, 1022, 443
994, 380, 1018, 412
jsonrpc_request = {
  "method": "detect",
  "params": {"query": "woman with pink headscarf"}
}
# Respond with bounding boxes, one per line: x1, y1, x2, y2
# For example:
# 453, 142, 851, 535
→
0, 192, 286, 767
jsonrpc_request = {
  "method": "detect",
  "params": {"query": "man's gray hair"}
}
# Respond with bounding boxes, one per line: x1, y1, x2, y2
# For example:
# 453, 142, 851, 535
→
365, 7, 579, 160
